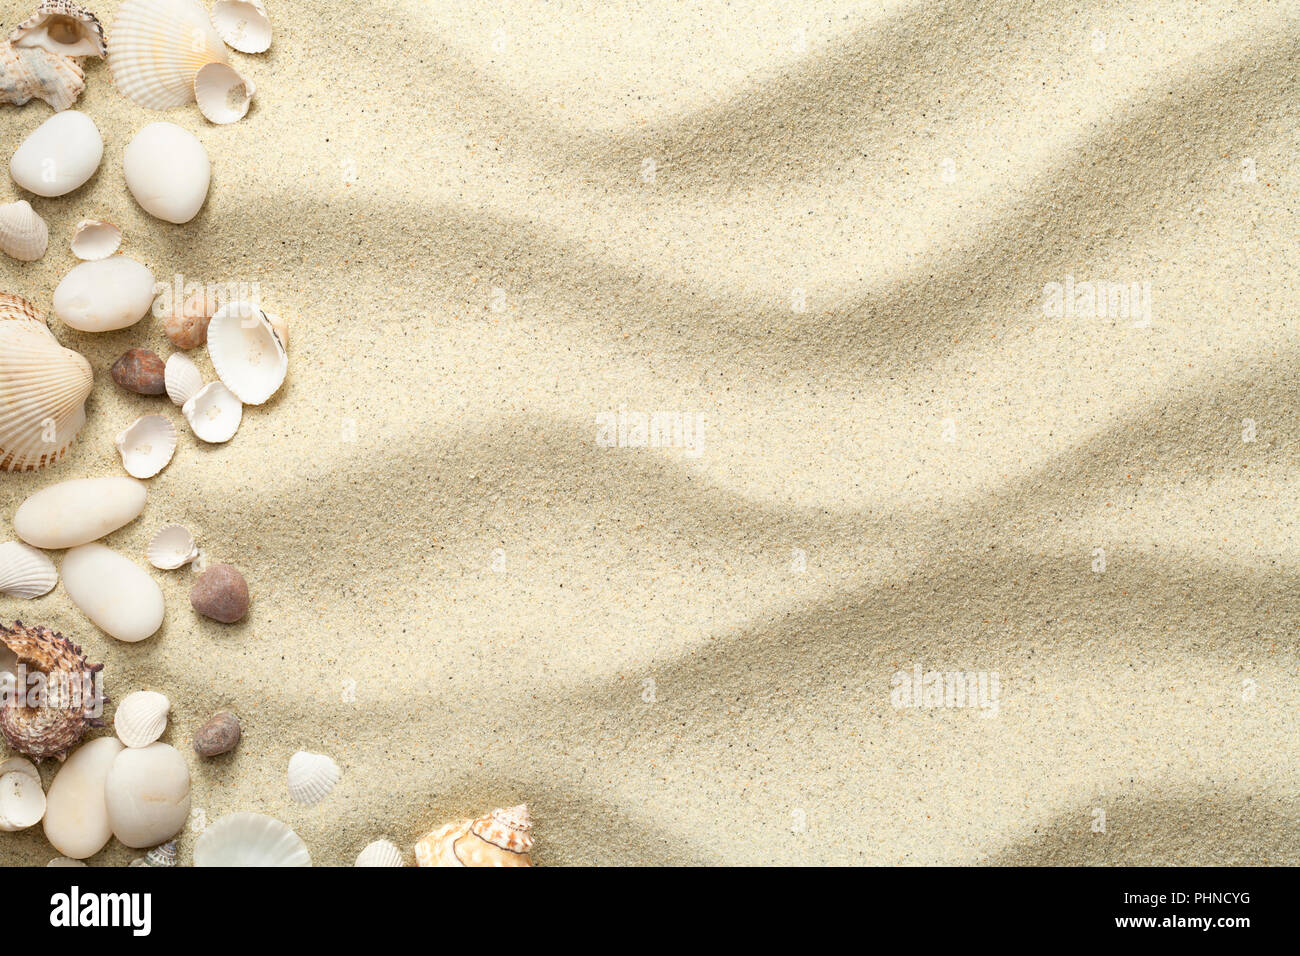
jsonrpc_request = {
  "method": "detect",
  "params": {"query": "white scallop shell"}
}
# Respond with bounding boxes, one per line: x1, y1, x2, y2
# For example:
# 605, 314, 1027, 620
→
207, 302, 287, 405
115, 414, 177, 479
287, 751, 340, 806
164, 352, 202, 406
107, 0, 228, 110
113, 690, 170, 748
146, 525, 198, 570
355, 839, 404, 867
10, 1, 107, 58
0, 294, 93, 471
70, 219, 121, 260
0, 201, 49, 262
210, 0, 271, 54
182, 381, 242, 443
194, 60, 253, 124
194, 812, 310, 866
0, 541, 58, 598
0, 42, 85, 111
0, 767, 46, 831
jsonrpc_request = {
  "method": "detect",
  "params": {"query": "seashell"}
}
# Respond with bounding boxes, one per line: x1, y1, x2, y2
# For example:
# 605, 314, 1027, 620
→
0, 41, 84, 111
164, 291, 213, 349
183, 381, 242, 443
108, 0, 226, 109
265, 312, 288, 351
9, 110, 101, 196
43, 736, 120, 857
414, 804, 534, 867
0, 765, 46, 830
47, 857, 88, 866
208, 301, 288, 405
194, 812, 310, 866
0, 755, 41, 782
192, 710, 239, 756
287, 751, 340, 805
115, 414, 177, 479
0, 200, 48, 261
10, 2, 106, 58
210, 0, 271, 54
147, 525, 198, 570
14, 476, 147, 549
164, 352, 203, 406
111, 348, 166, 395
0, 620, 107, 763
123, 121, 211, 224
105, 742, 191, 848
144, 840, 178, 866
190, 563, 248, 623
54, 256, 156, 332
113, 690, 170, 748
194, 60, 253, 124
62, 544, 166, 643
355, 839, 404, 867
70, 218, 120, 260
0, 293, 93, 471
0, 541, 57, 599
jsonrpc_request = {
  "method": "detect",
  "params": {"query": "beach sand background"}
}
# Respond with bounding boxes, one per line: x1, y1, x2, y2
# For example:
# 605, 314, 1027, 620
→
1, 0, 1298, 865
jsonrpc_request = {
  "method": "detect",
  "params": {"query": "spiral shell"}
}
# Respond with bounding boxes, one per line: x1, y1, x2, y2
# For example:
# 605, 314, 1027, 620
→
0, 620, 107, 762
414, 804, 534, 867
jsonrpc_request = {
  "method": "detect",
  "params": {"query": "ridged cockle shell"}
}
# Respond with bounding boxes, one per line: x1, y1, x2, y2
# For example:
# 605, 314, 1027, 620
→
415, 805, 534, 867
0, 620, 107, 762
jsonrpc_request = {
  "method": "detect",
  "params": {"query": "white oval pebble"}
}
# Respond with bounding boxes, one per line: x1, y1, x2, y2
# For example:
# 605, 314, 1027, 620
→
14, 477, 147, 550
9, 111, 103, 198
53, 255, 156, 332
43, 737, 123, 859
105, 743, 191, 848
123, 123, 210, 224
0, 769, 46, 831
61, 544, 164, 643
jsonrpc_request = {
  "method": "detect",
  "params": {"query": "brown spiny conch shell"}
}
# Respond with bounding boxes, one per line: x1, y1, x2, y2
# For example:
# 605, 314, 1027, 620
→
0, 41, 85, 110
0, 621, 107, 762
10, 2, 106, 58
414, 804, 534, 867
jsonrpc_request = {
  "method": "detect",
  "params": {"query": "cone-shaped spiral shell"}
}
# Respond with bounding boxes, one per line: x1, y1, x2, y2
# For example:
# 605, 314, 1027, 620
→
113, 690, 170, 748
355, 839, 404, 867
194, 60, 252, 123
115, 414, 177, 479
70, 219, 121, 260
146, 525, 198, 570
0, 541, 58, 599
0, 41, 84, 111
414, 805, 534, 867
194, 812, 310, 866
10, 2, 106, 58
0, 294, 93, 472
210, 0, 270, 54
0, 620, 107, 762
108, 0, 228, 110
0, 201, 49, 262
287, 751, 340, 805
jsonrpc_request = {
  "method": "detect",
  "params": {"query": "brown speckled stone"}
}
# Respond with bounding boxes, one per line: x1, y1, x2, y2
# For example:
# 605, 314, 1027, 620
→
193, 710, 241, 757
110, 349, 166, 395
190, 564, 249, 623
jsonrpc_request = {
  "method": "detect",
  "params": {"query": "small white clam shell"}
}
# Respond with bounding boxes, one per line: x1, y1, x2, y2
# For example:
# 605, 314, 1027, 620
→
287, 751, 340, 806
115, 414, 177, 479
0, 200, 49, 262
0, 541, 58, 598
210, 0, 271, 54
182, 382, 242, 443
194, 812, 310, 866
355, 839, 404, 867
164, 352, 203, 406
147, 525, 198, 570
0, 769, 46, 831
70, 219, 121, 260
207, 301, 287, 405
113, 690, 170, 749
194, 61, 253, 124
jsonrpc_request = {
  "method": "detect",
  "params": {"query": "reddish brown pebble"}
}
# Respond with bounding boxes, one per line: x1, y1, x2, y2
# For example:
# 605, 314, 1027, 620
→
193, 710, 240, 757
110, 349, 166, 395
190, 563, 249, 623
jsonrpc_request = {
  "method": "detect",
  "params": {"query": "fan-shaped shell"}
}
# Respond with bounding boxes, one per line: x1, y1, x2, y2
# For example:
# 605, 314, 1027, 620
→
0, 41, 85, 110
0, 620, 107, 762
0, 201, 49, 262
115, 414, 177, 479
287, 751, 340, 806
10, 2, 105, 58
113, 690, 169, 748
146, 525, 198, 570
194, 812, 310, 866
0, 541, 57, 599
0, 294, 93, 472
414, 805, 534, 867
210, 0, 270, 54
70, 219, 121, 260
107, 0, 227, 110
182, 381, 241, 443
164, 352, 202, 406
207, 301, 287, 405
194, 60, 253, 124
355, 839, 404, 867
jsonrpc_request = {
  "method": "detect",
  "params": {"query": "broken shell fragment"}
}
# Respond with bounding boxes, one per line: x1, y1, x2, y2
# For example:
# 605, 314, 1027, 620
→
415, 805, 534, 867
0, 621, 108, 762
61, 544, 165, 643
10, 2, 106, 58
147, 525, 198, 570
194, 812, 310, 866
9, 110, 101, 196
207, 301, 288, 404
113, 690, 170, 748
0, 766, 46, 830
190, 563, 249, 623
70, 218, 120, 260
183, 381, 242, 443
164, 291, 214, 349
115, 414, 177, 479
0, 541, 58, 599
111, 348, 166, 395
287, 751, 340, 806
108, 0, 227, 110
356, 840, 404, 867
13, 476, 147, 550
0, 42, 85, 111
192, 710, 239, 756
0, 200, 48, 261
194, 60, 253, 124
164, 352, 203, 406
210, 0, 271, 54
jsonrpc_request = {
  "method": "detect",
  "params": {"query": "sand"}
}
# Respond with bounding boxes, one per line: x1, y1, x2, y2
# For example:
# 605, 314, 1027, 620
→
1, 0, 1298, 865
